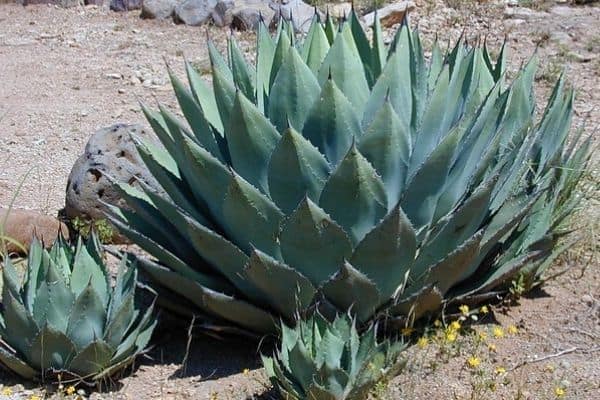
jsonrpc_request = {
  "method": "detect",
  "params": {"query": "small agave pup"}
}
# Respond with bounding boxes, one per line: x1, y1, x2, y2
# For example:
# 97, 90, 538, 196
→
108, 10, 591, 335
262, 314, 406, 400
0, 234, 156, 383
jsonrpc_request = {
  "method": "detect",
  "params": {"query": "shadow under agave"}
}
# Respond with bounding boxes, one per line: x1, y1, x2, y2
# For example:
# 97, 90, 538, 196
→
139, 314, 267, 381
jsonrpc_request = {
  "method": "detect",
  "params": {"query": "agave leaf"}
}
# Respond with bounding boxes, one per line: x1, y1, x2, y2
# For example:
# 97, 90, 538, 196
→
348, 9, 374, 86
271, 354, 305, 399
414, 176, 496, 274
319, 145, 387, 245
400, 126, 461, 229
412, 49, 476, 172
371, 12, 386, 80
350, 206, 417, 301
137, 186, 248, 293
112, 183, 199, 264
24, 238, 44, 311
228, 37, 256, 102
280, 198, 352, 289
212, 62, 237, 133
133, 137, 202, 221
306, 383, 338, 400
428, 39, 443, 92
27, 325, 77, 372
244, 249, 317, 320
359, 101, 410, 207
139, 258, 276, 334
287, 340, 316, 389
314, 328, 345, 370
363, 24, 412, 129
0, 347, 37, 380
228, 91, 280, 193
453, 250, 544, 301
208, 39, 232, 81
269, 31, 292, 90
68, 340, 113, 377
390, 285, 443, 320
179, 135, 231, 223
268, 46, 321, 132
71, 237, 109, 307
256, 18, 275, 111
35, 261, 74, 333
314, 364, 350, 398
420, 231, 484, 295
222, 172, 284, 257
106, 207, 230, 292
318, 23, 370, 114
268, 128, 331, 214
185, 61, 224, 135
302, 18, 330, 73
168, 68, 224, 162
3, 290, 39, 355
321, 262, 381, 323
66, 281, 106, 350
103, 292, 134, 349
302, 79, 362, 166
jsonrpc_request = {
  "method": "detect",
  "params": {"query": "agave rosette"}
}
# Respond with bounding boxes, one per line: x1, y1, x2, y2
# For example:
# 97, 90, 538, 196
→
0, 235, 156, 382
262, 313, 406, 400
108, 12, 591, 335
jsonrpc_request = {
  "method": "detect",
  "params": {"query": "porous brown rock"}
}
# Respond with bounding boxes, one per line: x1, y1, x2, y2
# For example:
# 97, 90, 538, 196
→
64, 123, 162, 242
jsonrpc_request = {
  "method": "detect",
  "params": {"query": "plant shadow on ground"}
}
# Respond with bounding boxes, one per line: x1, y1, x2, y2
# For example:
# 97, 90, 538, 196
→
138, 313, 270, 381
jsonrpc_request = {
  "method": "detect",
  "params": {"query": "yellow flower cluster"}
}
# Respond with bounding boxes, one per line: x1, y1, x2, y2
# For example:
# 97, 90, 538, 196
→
466, 356, 481, 368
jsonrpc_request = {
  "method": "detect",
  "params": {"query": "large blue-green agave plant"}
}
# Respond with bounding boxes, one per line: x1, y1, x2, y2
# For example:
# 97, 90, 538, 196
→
107, 11, 591, 336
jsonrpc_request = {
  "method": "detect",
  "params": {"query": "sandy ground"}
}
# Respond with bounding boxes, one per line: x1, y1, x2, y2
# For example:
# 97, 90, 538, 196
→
0, 1, 598, 399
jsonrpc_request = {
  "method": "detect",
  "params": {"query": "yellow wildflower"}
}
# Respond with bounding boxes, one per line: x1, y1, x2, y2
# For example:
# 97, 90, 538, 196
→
554, 387, 566, 398
210, 393, 218, 400
480, 305, 489, 314
401, 327, 414, 336
477, 330, 487, 340
545, 364, 555, 372
507, 325, 518, 335
66, 386, 76, 396
2, 388, 13, 396
433, 319, 442, 328
445, 331, 457, 343
29, 396, 42, 400
493, 326, 504, 338
449, 320, 461, 331
242, 368, 250, 376
466, 356, 481, 368
417, 337, 429, 349
495, 366, 506, 374
459, 304, 469, 316
488, 343, 497, 352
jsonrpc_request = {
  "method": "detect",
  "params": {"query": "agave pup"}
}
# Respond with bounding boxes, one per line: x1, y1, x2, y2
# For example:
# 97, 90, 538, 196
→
0, 235, 156, 382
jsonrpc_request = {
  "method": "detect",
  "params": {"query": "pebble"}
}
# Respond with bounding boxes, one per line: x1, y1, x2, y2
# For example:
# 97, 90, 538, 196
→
106, 72, 123, 79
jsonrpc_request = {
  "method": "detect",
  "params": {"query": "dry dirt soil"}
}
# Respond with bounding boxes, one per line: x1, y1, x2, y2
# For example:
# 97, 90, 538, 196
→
0, 1, 598, 399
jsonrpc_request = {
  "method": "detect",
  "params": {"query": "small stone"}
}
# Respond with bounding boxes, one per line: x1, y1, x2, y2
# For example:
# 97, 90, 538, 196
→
582, 294, 594, 306
118, 88, 126, 94
363, 1, 416, 28
504, 6, 548, 20
110, 0, 142, 11
141, 0, 177, 20
174, 0, 218, 26
106, 73, 122, 80
270, 0, 320, 33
